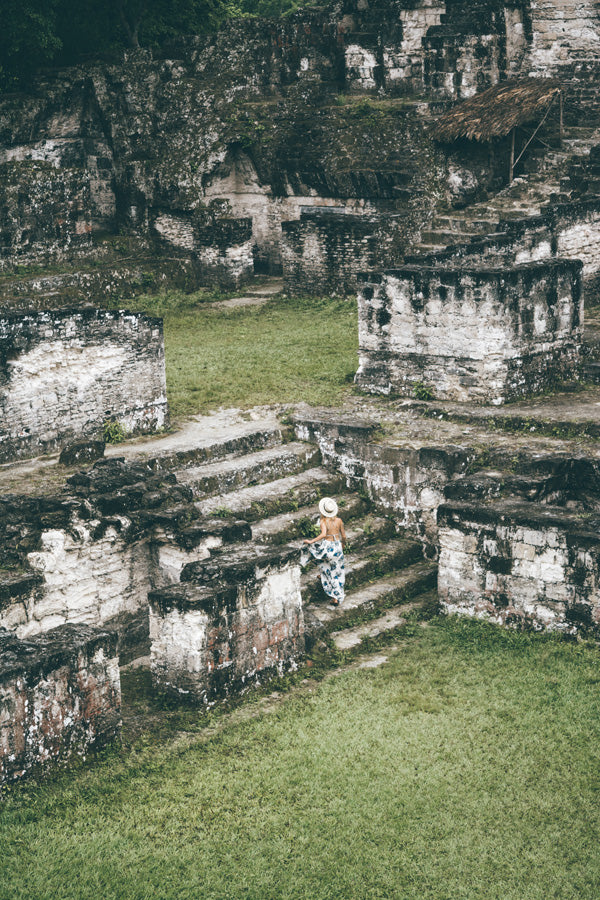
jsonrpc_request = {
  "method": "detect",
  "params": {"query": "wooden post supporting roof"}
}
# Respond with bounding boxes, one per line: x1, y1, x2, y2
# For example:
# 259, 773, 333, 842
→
559, 90, 564, 147
509, 127, 515, 183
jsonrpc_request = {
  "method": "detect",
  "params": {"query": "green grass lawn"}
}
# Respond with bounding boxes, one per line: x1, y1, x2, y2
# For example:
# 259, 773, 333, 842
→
2, 618, 600, 900
107, 290, 359, 419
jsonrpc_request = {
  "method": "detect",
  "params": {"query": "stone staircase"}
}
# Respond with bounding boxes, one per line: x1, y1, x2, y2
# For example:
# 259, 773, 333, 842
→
416, 125, 600, 254
563, 141, 600, 200
172, 422, 438, 658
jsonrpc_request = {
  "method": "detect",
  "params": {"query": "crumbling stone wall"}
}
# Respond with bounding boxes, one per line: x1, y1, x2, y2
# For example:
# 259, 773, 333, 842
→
355, 259, 583, 404
0, 257, 206, 309
0, 308, 167, 462
293, 411, 471, 542
416, 197, 600, 304
150, 211, 254, 287
0, 458, 254, 661
281, 211, 408, 296
0, 624, 121, 785
438, 500, 600, 633
0, 161, 92, 270
149, 545, 304, 704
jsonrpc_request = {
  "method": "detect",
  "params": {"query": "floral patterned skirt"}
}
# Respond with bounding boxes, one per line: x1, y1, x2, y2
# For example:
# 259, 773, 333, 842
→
305, 539, 345, 604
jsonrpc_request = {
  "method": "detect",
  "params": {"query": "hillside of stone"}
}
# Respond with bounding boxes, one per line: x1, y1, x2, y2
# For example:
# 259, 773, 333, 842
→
0, 0, 531, 274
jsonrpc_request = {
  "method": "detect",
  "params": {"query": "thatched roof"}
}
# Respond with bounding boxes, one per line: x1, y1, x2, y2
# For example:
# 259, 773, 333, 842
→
433, 78, 562, 143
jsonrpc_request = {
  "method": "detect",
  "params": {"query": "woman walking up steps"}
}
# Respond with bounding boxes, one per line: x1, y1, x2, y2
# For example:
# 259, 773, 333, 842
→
302, 497, 346, 606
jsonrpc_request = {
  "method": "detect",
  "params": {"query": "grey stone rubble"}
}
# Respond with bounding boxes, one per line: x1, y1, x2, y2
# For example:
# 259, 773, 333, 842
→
355, 259, 583, 404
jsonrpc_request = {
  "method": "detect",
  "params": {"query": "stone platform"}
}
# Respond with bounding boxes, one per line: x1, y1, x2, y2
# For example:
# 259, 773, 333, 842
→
355, 259, 583, 405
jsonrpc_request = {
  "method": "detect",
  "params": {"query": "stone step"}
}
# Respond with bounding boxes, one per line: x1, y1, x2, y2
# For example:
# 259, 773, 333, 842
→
330, 600, 424, 650
308, 560, 438, 630
420, 402, 600, 440
110, 410, 291, 470
258, 508, 396, 551
178, 442, 321, 500
244, 278, 283, 297
196, 466, 346, 522
178, 541, 298, 590
413, 242, 448, 254
420, 228, 470, 244
250, 495, 380, 546
302, 536, 425, 605
432, 216, 494, 234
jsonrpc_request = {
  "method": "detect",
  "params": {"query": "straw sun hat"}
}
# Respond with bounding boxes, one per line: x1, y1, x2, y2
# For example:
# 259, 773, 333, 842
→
319, 497, 338, 518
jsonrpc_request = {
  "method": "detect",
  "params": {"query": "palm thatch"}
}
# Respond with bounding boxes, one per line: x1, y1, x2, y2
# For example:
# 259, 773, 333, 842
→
433, 78, 562, 143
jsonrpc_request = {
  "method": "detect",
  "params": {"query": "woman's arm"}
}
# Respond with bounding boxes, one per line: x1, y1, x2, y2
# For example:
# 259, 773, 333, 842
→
304, 517, 326, 544
340, 518, 347, 549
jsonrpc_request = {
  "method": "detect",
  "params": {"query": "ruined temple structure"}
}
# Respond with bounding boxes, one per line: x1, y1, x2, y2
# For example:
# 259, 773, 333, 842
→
3, 0, 600, 783
1, 0, 600, 301
0, 412, 437, 782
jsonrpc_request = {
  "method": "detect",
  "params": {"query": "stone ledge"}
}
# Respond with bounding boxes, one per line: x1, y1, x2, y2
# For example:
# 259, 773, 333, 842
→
0, 623, 118, 680
438, 498, 600, 545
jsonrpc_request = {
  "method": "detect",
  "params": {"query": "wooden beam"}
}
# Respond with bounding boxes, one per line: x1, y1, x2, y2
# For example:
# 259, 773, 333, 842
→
509, 127, 515, 182
559, 90, 564, 147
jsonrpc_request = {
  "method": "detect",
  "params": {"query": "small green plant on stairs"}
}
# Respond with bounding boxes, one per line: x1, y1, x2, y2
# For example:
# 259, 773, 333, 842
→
412, 381, 435, 401
211, 507, 235, 518
296, 516, 321, 538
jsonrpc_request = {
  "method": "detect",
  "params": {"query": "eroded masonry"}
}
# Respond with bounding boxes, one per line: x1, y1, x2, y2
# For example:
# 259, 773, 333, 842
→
2, 0, 600, 783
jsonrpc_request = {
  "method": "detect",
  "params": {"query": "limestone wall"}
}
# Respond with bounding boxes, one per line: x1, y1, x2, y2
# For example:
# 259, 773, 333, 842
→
10, 516, 152, 641
0, 459, 254, 660
0, 624, 121, 785
150, 212, 254, 287
0, 161, 92, 270
438, 500, 600, 633
281, 212, 408, 296
355, 259, 583, 404
526, 0, 600, 73
0, 308, 167, 462
149, 545, 304, 704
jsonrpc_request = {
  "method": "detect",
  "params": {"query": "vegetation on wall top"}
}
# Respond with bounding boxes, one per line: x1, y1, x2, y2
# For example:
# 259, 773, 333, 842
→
0, 0, 321, 90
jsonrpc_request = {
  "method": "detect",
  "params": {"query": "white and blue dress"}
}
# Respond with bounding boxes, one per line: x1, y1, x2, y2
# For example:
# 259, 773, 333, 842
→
302, 516, 346, 604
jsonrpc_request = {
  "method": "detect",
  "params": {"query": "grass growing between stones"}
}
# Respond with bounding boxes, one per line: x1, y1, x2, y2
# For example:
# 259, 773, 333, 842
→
106, 290, 359, 418
2, 618, 600, 900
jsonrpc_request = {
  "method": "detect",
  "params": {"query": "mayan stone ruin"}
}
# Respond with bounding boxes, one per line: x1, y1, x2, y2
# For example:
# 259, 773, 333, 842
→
2, 0, 600, 786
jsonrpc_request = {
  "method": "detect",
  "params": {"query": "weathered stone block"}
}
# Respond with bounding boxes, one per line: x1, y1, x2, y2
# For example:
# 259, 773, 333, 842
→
355, 259, 583, 404
149, 544, 304, 704
281, 212, 409, 297
59, 440, 106, 467
438, 500, 600, 633
0, 308, 168, 462
0, 624, 121, 784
